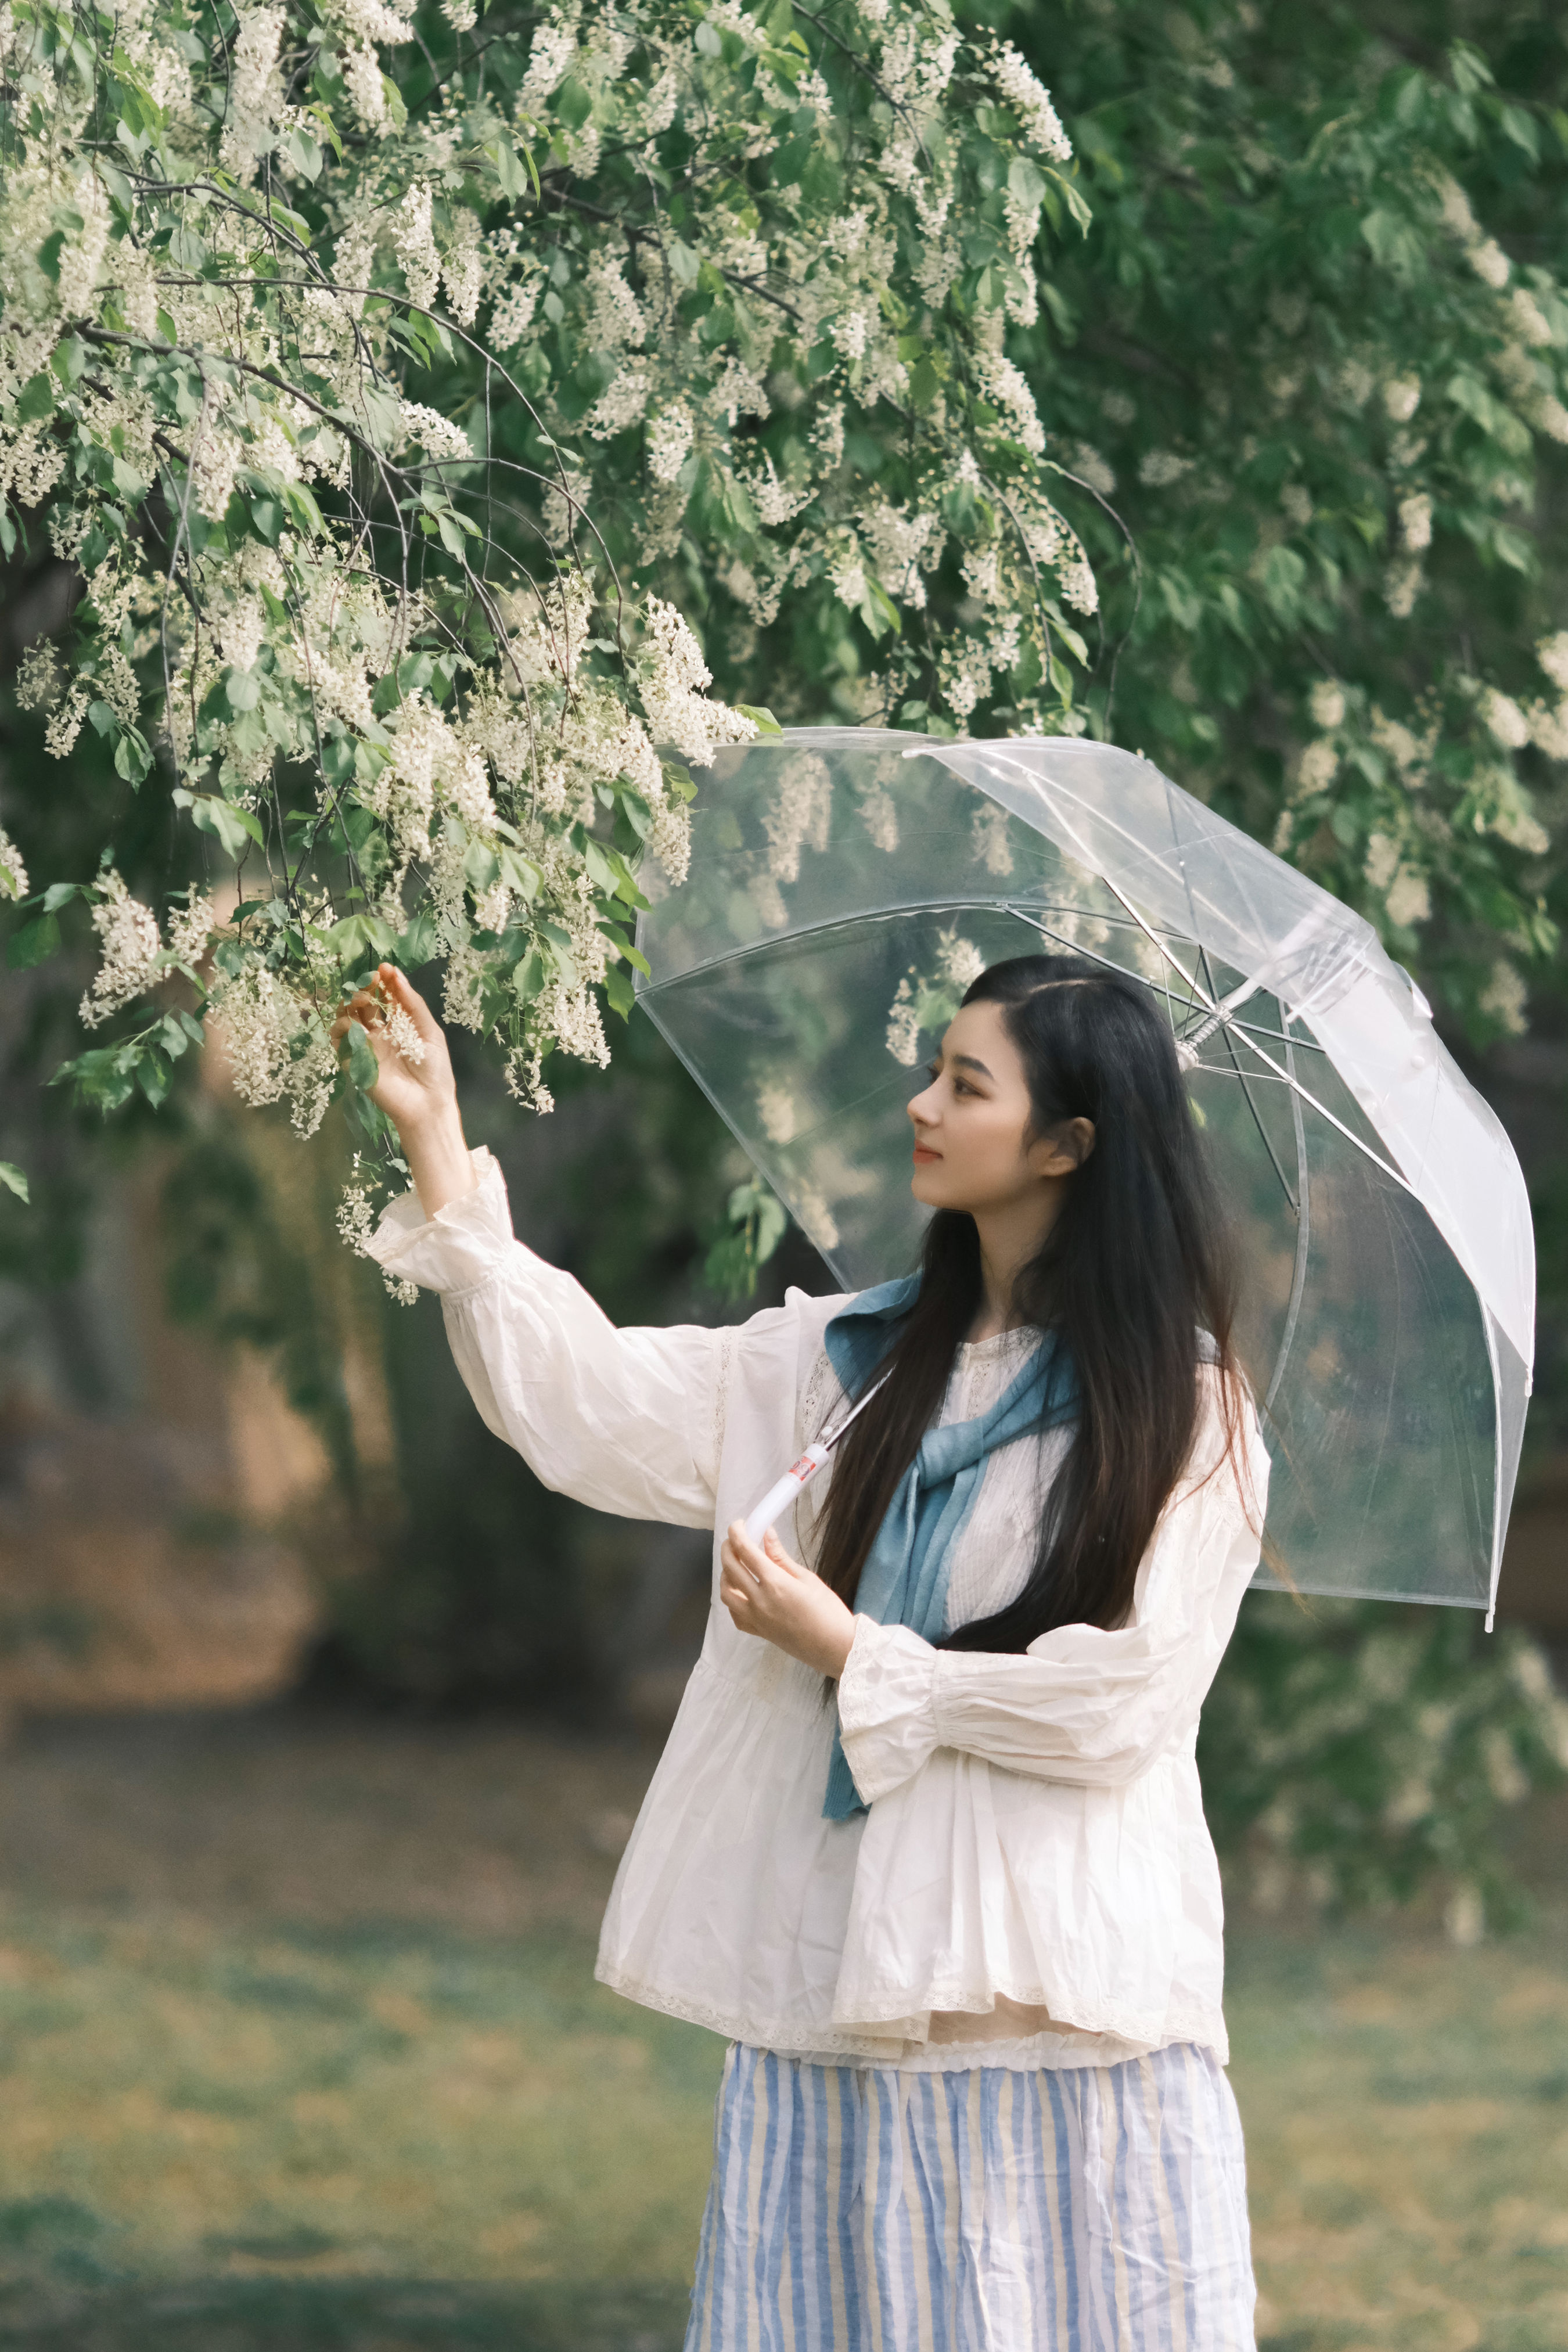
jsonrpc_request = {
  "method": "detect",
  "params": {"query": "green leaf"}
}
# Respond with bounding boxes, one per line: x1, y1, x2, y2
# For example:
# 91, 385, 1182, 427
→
280, 125, 322, 179
281, 481, 325, 537
16, 372, 56, 424
50, 1045, 139, 1114
99, 159, 133, 218
347, 1018, 379, 1095
498, 846, 542, 902
138, 1046, 172, 1107
736, 704, 782, 735
603, 959, 637, 1019
391, 904, 440, 966
1045, 168, 1092, 236
1008, 154, 1047, 207
187, 797, 265, 857
249, 494, 283, 544
555, 74, 592, 128
488, 138, 533, 199
0, 1161, 30, 1206
512, 944, 546, 1006
770, 132, 814, 188
267, 199, 314, 249
580, 834, 620, 896
114, 727, 153, 783
598, 920, 650, 978
325, 912, 397, 961
1360, 207, 1419, 272
8, 912, 60, 968
463, 838, 501, 895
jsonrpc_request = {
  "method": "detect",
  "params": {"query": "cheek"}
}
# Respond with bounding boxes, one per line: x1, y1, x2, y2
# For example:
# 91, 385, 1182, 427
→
956, 1109, 1029, 1181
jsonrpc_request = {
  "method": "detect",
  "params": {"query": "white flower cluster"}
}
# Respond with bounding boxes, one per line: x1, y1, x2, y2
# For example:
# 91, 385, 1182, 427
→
454, 0, 1101, 734
885, 973, 922, 1067
400, 401, 474, 467
78, 872, 162, 1029
338, 1159, 420, 1303
208, 962, 341, 1138
990, 41, 1073, 163
0, 825, 28, 904
0, 0, 1114, 1246
218, 5, 286, 184
638, 598, 757, 768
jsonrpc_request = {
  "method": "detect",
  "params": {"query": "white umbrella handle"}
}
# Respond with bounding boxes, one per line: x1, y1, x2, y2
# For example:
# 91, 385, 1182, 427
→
740, 1369, 892, 1545
743, 1442, 832, 1544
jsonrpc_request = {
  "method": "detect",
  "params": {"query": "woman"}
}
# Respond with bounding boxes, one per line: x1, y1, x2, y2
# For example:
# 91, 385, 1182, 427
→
350, 950, 1270, 2351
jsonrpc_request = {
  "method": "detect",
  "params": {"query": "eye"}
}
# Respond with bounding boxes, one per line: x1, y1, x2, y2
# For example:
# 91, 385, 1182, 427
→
925, 1060, 941, 1080
952, 1078, 975, 1095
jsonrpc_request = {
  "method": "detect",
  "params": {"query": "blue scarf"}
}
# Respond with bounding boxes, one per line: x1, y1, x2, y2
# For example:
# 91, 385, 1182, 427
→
820, 1276, 1078, 1822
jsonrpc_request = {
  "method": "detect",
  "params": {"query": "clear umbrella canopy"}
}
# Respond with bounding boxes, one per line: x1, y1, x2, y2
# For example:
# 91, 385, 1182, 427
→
634, 729, 1535, 1623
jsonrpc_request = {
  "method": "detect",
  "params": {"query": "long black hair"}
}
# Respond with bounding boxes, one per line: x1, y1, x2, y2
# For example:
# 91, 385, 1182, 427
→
812, 953, 1249, 1649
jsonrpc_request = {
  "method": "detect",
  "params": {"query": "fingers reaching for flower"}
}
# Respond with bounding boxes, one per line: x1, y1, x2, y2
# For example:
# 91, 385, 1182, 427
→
719, 1522, 857, 1680
332, 965, 457, 1137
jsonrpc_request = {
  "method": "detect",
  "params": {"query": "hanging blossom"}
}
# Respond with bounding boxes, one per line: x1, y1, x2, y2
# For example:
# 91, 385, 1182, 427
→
207, 961, 342, 1139
0, 0, 1113, 1279
989, 42, 1073, 162
339, 1155, 419, 1301
638, 599, 757, 767
470, 0, 1102, 736
78, 872, 163, 1029
0, 829, 29, 902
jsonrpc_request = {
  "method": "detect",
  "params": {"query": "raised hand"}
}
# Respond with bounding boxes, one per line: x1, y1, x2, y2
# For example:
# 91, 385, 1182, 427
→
332, 965, 476, 1217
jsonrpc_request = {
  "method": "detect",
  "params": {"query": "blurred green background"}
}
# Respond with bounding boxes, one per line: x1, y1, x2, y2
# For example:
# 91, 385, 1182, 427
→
3, 0, 1568, 2343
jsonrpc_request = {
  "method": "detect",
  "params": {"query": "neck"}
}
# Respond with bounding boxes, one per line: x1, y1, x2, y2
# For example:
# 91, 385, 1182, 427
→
966, 1187, 1068, 1343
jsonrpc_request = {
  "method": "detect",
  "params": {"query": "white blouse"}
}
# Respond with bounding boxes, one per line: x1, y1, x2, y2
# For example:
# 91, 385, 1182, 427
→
369, 1147, 1271, 2073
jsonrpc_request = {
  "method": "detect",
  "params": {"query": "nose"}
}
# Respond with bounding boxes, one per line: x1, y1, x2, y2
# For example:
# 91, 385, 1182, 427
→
907, 1082, 937, 1131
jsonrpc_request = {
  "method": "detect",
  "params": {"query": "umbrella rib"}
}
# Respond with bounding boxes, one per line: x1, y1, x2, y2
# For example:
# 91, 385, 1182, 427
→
1263, 1041, 1312, 1420
955, 745, 1326, 990
1009, 911, 1310, 1070
1211, 1018, 1326, 1056
635, 898, 1201, 998
1064, 861, 1227, 1017
1221, 1015, 1417, 1201
1006, 909, 1210, 1019
1199, 947, 1298, 1218
1073, 868, 1419, 1202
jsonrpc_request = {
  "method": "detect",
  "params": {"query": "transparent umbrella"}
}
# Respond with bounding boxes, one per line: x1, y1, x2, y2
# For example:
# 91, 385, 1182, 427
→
634, 729, 1535, 1625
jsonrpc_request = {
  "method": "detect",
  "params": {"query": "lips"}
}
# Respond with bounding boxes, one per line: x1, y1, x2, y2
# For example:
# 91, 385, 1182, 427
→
912, 1146, 940, 1163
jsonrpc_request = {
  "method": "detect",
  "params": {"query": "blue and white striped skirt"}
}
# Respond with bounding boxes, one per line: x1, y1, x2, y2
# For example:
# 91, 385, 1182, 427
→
685, 2042, 1256, 2351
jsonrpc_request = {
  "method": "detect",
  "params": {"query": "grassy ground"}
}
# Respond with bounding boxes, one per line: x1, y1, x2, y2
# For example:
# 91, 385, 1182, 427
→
0, 1707, 1563, 2350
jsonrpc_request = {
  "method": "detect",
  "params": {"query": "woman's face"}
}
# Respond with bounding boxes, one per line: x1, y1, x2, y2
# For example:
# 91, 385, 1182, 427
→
907, 999, 1091, 1216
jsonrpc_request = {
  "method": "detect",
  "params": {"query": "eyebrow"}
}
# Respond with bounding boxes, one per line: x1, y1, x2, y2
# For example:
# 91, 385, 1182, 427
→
948, 1053, 994, 1079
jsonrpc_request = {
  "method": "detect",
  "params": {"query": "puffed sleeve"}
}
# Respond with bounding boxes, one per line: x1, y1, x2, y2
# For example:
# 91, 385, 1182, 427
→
835, 1380, 1269, 1799
365, 1145, 722, 1527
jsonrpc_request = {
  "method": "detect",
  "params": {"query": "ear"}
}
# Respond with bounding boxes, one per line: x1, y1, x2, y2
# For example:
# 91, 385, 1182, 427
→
1028, 1116, 1095, 1179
